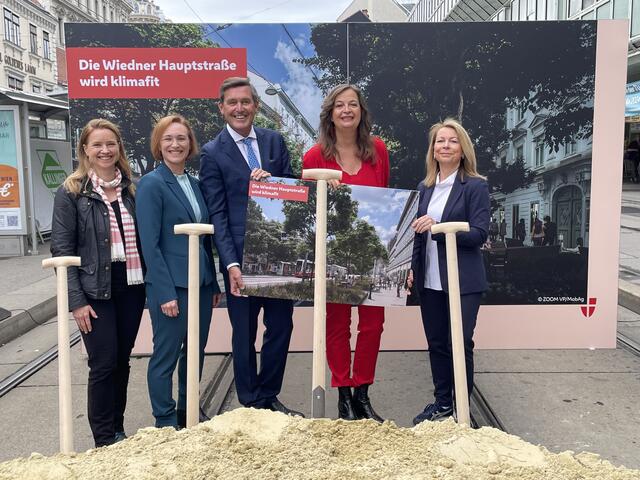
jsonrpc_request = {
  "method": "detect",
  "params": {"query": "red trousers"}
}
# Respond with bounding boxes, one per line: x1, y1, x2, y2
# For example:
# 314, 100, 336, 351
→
326, 303, 385, 387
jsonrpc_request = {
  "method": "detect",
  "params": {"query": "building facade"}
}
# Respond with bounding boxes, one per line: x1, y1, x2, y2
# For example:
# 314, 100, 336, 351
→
492, 104, 592, 248
385, 191, 419, 283
128, 0, 168, 23
407, 0, 639, 82
1, 0, 57, 93
39, 0, 132, 85
338, 0, 417, 21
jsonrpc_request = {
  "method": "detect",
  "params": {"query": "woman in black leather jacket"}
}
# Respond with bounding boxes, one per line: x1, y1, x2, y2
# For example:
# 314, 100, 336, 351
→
51, 119, 145, 447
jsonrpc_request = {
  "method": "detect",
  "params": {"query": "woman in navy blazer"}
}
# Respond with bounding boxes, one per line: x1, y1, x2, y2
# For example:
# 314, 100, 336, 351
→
137, 115, 221, 428
407, 118, 490, 425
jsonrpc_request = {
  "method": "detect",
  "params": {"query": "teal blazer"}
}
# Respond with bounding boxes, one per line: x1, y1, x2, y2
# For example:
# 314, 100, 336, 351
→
137, 162, 220, 305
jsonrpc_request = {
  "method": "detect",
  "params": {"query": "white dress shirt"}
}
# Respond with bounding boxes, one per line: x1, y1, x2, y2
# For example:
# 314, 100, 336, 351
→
424, 170, 457, 290
226, 124, 262, 169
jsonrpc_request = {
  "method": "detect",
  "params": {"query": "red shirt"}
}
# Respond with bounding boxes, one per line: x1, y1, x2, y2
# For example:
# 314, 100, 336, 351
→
302, 137, 390, 188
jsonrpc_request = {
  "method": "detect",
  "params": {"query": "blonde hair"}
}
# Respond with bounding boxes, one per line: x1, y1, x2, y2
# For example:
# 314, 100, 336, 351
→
64, 119, 134, 195
318, 84, 376, 164
423, 118, 485, 187
150, 115, 199, 162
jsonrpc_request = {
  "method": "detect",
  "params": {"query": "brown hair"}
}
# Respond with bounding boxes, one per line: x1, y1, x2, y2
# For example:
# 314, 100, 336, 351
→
318, 84, 376, 163
423, 118, 485, 187
63, 118, 134, 195
219, 76, 259, 104
150, 115, 199, 162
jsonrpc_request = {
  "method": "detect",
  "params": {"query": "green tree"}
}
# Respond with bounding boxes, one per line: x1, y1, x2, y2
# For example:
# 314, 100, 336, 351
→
282, 182, 358, 248
305, 22, 596, 192
329, 220, 388, 275
254, 116, 306, 178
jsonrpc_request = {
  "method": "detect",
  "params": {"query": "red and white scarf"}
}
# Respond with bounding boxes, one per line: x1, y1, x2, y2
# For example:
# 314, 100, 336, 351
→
89, 169, 144, 285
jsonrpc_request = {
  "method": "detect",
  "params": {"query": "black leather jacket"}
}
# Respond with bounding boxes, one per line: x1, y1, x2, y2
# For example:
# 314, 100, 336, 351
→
50, 175, 141, 310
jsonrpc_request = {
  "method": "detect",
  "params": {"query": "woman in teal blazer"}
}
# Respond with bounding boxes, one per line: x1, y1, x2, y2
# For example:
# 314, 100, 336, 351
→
137, 115, 221, 428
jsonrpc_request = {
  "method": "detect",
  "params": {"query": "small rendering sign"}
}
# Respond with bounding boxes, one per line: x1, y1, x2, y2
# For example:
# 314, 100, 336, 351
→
242, 177, 418, 307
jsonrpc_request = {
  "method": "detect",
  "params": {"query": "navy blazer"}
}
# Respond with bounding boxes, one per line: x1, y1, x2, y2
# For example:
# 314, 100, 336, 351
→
411, 172, 490, 295
137, 162, 220, 305
199, 127, 293, 269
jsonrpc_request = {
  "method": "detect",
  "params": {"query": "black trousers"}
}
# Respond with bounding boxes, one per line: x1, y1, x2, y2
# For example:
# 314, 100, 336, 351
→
419, 288, 481, 406
83, 262, 145, 447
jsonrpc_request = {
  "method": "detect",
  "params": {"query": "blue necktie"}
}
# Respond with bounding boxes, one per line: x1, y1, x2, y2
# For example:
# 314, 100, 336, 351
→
242, 137, 261, 170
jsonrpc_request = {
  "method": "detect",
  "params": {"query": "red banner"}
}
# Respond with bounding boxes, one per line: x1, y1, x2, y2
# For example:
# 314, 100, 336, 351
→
66, 47, 246, 99
249, 181, 309, 202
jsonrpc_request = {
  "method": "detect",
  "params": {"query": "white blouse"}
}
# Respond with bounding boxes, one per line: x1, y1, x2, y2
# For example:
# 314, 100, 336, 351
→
424, 170, 457, 290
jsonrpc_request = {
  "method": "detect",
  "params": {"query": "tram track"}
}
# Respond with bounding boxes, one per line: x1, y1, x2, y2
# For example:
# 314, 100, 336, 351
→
470, 383, 507, 432
617, 331, 640, 357
0, 330, 82, 399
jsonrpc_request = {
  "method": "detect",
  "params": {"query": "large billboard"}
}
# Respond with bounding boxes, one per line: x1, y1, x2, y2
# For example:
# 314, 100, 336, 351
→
66, 21, 627, 350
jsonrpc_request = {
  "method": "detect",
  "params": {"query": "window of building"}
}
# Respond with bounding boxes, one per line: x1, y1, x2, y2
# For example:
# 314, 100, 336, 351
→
8, 75, 24, 91
30, 24, 38, 54
32, 83, 42, 94
4, 8, 20, 45
30, 120, 46, 139
565, 140, 577, 155
569, 0, 581, 15
530, 202, 540, 231
582, 9, 596, 17
534, 137, 546, 167
43, 31, 51, 60
583, 0, 595, 8
596, 1, 611, 17
516, 145, 524, 162
632, 0, 639, 35
511, 0, 520, 18
46, 119, 68, 140
613, 0, 629, 18
537, 0, 547, 17
548, 0, 559, 18
44, 85, 54, 94
528, 0, 537, 18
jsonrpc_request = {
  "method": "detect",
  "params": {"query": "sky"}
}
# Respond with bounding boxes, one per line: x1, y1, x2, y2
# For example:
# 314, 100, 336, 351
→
201, 23, 326, 128
152, 0, 353, 23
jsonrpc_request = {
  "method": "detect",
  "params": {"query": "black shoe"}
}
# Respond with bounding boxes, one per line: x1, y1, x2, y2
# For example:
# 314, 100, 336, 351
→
412, 402, 453, 425
266, 398, 305, 417
352, 384, 384, 423
114, 431, 127, 443
337, 386, 359, 420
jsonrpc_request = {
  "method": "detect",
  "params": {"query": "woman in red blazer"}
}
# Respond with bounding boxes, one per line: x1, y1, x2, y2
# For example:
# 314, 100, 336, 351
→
407, 118, 490, 424
303, 84, 389, 421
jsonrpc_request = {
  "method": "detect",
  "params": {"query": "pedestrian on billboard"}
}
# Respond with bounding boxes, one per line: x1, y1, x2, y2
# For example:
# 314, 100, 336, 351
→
136, 115, 222, 429
406, 118, 490, 424
626, 138, 639, 183
303, 84, 389, 422
199, 77, 302, 416
532, 217, 544, 246
499, 218, 507, 242
51, 119, 145, 447
515, 218, 527, 244
542, 215, 557, 246
488, 217, 498, 242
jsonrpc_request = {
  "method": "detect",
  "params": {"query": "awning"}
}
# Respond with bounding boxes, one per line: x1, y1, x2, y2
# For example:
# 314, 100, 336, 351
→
0, 87, 68, 118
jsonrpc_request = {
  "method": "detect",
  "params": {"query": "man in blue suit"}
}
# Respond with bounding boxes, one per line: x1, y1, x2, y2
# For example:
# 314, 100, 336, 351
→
199, 77, 302, 416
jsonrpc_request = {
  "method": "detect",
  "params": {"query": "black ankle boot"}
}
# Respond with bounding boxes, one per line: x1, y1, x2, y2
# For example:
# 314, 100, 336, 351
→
352, 384, 383, 423
337, 386, 359, 420
177, 409, 186, 429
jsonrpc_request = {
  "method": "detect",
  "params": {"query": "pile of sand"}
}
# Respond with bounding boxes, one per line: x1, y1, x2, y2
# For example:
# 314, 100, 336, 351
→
0, 408, 638, 479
